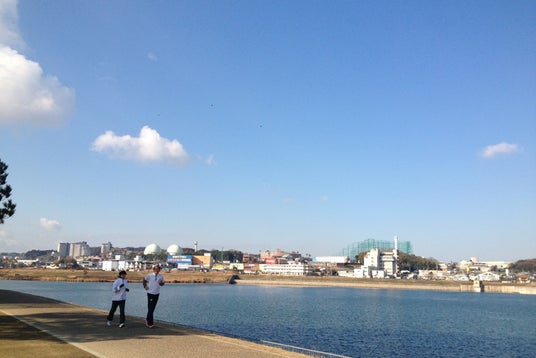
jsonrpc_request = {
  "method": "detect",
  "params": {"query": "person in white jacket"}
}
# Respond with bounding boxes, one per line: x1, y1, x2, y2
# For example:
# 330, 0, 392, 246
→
143, 264, 165, 328
106, 270, 129, 328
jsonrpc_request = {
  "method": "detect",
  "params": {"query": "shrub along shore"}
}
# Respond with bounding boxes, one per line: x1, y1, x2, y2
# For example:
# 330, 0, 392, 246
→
1, 268, 534, 294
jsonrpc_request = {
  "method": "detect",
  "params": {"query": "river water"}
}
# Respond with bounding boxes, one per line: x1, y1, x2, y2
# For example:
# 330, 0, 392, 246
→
1, 280, 535, 357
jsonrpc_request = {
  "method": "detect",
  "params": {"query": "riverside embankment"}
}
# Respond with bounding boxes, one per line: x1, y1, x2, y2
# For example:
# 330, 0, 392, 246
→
0, 268, 230, 284
234, 274, 536, 294
2, 268, 535, 294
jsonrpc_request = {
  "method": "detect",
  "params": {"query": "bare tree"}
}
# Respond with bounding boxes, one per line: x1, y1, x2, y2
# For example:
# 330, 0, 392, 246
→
0, 159, 16, 224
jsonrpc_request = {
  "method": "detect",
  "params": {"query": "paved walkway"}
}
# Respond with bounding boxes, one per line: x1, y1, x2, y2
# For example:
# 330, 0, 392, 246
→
0, 289, 309, 358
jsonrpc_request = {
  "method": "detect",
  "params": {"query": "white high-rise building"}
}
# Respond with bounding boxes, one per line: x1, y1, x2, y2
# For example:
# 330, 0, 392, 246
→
69, 241, 91, 258
57, 242, 69, 258
101, 242, 113, 257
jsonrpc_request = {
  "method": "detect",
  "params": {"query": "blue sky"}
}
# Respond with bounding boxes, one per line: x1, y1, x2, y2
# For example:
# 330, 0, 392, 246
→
1, 0, 535, 262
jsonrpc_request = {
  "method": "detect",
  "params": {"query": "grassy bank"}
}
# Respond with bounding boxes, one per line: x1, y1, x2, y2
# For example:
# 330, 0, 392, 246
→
0, 268, 231, 284
1, 268, 534, 294
0, 268, 464, 289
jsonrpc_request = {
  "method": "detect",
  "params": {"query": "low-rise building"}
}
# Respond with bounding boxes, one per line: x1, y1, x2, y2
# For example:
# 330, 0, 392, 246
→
313, 256, 350, 265
260, 263, 313, 276
15, 259, 39, 266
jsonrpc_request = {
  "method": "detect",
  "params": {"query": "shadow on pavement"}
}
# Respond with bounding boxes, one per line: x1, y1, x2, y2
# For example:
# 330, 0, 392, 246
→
0, 289, 209, 344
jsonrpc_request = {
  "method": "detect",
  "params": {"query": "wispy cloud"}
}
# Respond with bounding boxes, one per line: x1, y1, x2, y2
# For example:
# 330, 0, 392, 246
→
480, 142, 521, 159
92, 125, 189, 166
147, 52, 157, 61
0, 228, 17, 247
0, 0, 24, 50
0, 1, 75, 125
39, 218, 61, 231
205, 154, 216, 166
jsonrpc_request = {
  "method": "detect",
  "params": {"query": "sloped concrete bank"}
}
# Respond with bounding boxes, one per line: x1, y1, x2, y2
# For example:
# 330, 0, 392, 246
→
480, 282, 536, 294
234, 276, 536, 295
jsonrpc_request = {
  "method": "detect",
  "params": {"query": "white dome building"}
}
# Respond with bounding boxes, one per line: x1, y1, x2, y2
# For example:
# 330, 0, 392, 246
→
144, 243, 162, 255
167, 244, 182, 255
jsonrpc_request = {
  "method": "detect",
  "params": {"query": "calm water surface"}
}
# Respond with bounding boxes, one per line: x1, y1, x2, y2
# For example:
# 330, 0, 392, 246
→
1, 280, 535, 357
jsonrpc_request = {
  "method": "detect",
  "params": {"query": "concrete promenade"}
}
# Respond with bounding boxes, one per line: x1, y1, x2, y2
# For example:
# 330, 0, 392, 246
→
0, 289, 309, 358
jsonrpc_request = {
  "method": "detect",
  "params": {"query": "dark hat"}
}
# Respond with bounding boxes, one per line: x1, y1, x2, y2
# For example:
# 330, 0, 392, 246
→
118, 270, 127, 276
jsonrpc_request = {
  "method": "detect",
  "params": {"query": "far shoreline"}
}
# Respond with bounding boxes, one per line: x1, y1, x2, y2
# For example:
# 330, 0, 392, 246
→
1, 268, 535, 295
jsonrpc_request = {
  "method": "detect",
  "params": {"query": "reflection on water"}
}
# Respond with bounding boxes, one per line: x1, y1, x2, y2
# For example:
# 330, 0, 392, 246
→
1, 280, 535, 357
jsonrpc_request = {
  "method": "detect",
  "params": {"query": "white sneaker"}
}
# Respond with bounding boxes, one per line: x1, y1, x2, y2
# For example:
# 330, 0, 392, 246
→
107, 320, 112, 327
119, 323, 125, 328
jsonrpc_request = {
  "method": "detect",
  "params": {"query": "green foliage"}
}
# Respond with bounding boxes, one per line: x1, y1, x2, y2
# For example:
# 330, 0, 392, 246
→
195, 249, 210, 256
509, 259, 536, 273
356, 252, 367, 264
0, 159, 16, 224
398, 252, 439, 271
146, 252, 168, 262
61, 257, 80, 269
124, 252, 138, 260
210, 249, 243, 263
23, 250, 54, 260
355, 251, 438, 271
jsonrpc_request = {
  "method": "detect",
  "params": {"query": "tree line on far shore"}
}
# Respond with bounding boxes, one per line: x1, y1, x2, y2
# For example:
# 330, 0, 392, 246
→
509, 259, 536, 273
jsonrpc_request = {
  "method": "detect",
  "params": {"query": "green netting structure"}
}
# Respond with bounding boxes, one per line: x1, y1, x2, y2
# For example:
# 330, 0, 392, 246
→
341, 238, 413, 261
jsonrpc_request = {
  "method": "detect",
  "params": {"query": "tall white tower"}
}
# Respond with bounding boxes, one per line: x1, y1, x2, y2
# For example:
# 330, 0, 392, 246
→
194, 241, 198, 252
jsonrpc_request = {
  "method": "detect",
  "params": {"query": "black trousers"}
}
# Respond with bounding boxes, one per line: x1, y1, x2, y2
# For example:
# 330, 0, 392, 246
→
146, 293, 159, 325
107, 299, 126, 324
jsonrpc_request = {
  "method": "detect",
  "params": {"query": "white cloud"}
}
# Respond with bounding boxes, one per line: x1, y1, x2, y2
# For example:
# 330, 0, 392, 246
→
480, 142, 521, 159
92, 125, 189, 166
0, 2, 75, 125
39, 217, 61, 231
